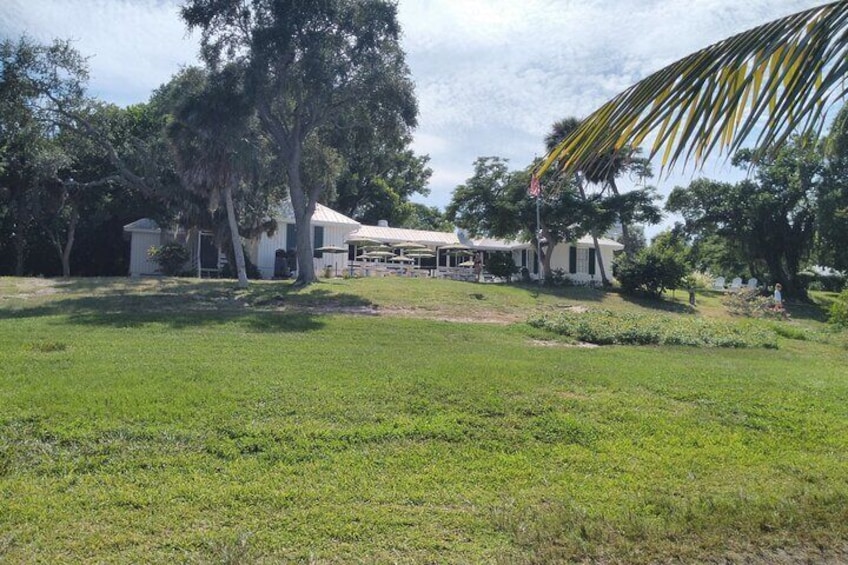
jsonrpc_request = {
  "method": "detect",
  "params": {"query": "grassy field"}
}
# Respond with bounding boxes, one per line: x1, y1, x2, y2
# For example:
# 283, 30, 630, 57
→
1, 276, 847, 563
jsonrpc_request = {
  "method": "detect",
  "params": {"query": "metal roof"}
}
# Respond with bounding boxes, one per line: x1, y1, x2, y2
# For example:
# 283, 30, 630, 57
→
575, 235, 625, 250
347, 225, 461, 247
123, 218, 161, 232
274, 200, 360, 226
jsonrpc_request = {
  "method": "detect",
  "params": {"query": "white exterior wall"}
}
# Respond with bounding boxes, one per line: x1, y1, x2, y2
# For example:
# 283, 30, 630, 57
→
128, 232, 162, 276
254, 222, 358, 279
547, 243, 619, 285
255, 227, 287, 279
549, 243, 570, 274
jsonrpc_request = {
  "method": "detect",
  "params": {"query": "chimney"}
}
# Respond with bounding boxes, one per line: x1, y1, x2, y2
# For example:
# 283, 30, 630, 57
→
377, 219, 389, 227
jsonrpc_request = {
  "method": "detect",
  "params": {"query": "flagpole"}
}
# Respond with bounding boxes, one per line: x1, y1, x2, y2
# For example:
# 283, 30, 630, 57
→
530, 172, 543, 285
536, 194, 543, 286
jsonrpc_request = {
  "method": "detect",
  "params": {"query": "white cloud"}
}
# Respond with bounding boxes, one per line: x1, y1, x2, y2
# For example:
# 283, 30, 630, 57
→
1, 0, 198, 106
1, 0, 829, 219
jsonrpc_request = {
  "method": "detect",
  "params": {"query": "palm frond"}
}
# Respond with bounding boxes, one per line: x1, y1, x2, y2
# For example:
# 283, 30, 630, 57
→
538, 1, 848, 179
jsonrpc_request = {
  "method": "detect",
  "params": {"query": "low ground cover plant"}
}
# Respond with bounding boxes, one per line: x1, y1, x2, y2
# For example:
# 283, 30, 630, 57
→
723, 287, 786, 319
830, 288, 848, 327
529, 308, 778, 348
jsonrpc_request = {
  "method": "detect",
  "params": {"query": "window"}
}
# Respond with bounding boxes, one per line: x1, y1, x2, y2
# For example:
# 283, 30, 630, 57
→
286, 223, 297, 252
576, 248, 590, 273
313, 226, 324, 258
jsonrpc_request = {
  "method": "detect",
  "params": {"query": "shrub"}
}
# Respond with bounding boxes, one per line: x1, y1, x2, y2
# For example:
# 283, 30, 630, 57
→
148, 242, 190, 276
220, 248, 262, 280
486, 251, 518, 281
547, 268, 569, 286
615, 247, 687, 298
528, 309, 777, 349
829, 289, 848, 327
810, 271, 846, 292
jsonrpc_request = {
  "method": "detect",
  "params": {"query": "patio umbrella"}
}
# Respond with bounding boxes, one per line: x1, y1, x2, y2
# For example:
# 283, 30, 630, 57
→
315, 245, 348, 277
361, 250, 395, 262
344, 236, 381, 246
403, 251, 435, 268
362, 244, 394, 253
392, 241, 428, 250
389, 255, 415, 263
458, 259, 475, 267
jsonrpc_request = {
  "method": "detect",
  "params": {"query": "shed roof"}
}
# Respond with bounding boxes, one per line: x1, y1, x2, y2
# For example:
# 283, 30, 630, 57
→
123, 218, 161, 233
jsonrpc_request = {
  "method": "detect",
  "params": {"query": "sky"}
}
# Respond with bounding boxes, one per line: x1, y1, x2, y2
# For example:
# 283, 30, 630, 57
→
0, 0, 828, 235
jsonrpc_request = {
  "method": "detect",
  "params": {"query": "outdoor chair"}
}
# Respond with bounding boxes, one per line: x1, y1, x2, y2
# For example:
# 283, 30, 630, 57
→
712, 276, 726, 290
746, 277, 758, 289
729, 277, 743, 291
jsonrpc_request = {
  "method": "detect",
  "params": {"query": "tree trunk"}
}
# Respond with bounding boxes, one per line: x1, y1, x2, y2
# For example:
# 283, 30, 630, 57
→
286, 149, 318, 287
575, 175, 610, 285
608, 178, 630, 251
590, 234, 609, 285
13, 231, 26, 277
60, 209, 79, 279
224, 182, 249, 289
538, 228, 553, 282
13, 200, 27, 276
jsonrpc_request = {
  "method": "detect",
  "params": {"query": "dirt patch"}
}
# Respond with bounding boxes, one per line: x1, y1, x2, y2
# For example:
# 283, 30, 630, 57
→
529, 339, 599, 349
377, 306, 519, 324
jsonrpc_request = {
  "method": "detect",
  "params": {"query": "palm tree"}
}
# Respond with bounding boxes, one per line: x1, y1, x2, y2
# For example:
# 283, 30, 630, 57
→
167, 66, 254, 288
538, 2, 848, 181
545, 117, 652, 252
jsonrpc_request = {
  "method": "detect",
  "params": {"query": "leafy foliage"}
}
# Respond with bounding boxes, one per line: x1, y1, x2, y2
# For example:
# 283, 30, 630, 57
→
147, 242, 189, 276
666, 139, 820, 294
529, 309, 777, 348
829, 288, 848, 327
538, 3, 848, 180
614, 233, 688, 298
182, 0, 417, 286
485, 251, 518, 281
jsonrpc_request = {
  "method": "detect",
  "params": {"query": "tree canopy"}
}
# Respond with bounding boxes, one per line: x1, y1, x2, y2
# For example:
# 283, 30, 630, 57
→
182, 0, 418, 285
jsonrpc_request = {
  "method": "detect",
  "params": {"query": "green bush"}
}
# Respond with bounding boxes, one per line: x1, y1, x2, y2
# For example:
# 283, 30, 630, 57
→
528, 309, 777, 349
485, 251, 518, 281
829, 289, 848, 327
615, 247, 687, 298
147, 242, 190, 276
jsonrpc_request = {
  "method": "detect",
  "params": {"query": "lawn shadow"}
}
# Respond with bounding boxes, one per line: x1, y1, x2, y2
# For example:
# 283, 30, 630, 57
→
617, 290, 696, 314
513, 283, 607, 303
0, 278, 375, 333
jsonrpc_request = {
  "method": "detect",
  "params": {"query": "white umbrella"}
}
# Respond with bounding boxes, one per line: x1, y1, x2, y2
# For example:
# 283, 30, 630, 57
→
403, 251, 435, 269
344, 237, 381, 246
392, 241, 428, 250
315, 245, 348, 277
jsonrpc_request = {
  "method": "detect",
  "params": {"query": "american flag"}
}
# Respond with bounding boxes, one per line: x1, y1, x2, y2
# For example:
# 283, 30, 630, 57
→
529, 175, 541, 198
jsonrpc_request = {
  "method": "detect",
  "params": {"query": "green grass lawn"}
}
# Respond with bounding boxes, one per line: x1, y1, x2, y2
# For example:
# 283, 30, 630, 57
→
1, 277, 847, 563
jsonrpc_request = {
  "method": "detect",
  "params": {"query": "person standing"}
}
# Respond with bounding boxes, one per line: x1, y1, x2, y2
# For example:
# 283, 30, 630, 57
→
773, 283, 783, 310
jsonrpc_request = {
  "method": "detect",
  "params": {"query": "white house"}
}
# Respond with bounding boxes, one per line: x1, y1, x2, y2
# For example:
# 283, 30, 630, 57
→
124, 201, 624, 283
248, 200, 360, 279
123, 202, 360, 278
